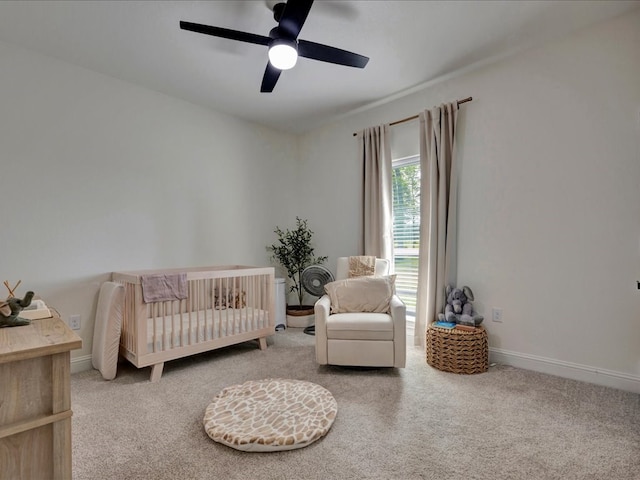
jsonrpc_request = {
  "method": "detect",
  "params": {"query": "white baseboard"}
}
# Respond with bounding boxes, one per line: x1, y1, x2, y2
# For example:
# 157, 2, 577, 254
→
71, 354, 93, 374
489, 347, 640, 394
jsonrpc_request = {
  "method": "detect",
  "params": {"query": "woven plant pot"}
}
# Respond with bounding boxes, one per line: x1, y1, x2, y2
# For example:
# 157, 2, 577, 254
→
426, 325, 488, 374
286, 305, 315, 328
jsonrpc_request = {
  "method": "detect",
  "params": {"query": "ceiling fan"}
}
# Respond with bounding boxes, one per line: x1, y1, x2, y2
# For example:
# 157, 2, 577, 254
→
180, 0, 369, 93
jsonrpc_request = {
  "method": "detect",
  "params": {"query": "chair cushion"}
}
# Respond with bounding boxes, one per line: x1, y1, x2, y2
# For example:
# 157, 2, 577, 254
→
336, 257, 390, 279
326, 312, 394, 340
347, 256, 376, 277
324, 275, 396, 314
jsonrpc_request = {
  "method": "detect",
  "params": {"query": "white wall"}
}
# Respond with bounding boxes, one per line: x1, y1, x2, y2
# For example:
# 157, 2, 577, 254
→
0, 41, 298, 363
299, 10, 640, 391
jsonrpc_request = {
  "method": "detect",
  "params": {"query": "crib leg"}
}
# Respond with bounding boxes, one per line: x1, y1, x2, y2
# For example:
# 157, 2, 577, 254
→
258, 337, 267, 351
150, 362, 165, 382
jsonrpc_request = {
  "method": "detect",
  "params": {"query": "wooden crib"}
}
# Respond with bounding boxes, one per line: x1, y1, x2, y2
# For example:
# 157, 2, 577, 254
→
112, 265, 275, 382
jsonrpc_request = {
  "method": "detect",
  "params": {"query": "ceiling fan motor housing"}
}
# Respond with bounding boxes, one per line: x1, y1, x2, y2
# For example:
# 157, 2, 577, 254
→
272, 2, 286, 22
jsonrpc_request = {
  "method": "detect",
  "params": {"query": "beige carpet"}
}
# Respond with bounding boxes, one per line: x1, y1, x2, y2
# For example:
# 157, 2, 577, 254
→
71, 329, 640, 480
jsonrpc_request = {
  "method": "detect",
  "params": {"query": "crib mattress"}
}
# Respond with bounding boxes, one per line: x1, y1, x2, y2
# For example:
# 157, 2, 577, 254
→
143, 307, 268, 353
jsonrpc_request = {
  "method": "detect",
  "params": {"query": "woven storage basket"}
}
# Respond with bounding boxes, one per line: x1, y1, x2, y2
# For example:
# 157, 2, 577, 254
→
426, 325, 488, 374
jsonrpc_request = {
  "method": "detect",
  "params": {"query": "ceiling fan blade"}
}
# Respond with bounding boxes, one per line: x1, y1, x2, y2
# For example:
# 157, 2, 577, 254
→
260, 63, 282, 92
298, 40, 369, 68
278, 0, 314, 39
180, 21, 270, 47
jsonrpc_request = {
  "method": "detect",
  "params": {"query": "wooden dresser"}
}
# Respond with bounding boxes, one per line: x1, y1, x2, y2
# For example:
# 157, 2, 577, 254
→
0, 315, 82, 480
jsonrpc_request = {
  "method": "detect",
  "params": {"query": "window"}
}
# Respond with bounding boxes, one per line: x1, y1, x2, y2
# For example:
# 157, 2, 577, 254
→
392, 155, 420, 325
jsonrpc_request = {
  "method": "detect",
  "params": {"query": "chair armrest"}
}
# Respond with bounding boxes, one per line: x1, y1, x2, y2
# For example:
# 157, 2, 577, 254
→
315, 294, 331, 321
390, 294, 406, 320
314, 295, 331, 364
390, 295, 407, 368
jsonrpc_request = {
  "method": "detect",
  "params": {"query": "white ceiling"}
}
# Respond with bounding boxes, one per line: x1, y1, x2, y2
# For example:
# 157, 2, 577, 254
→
0, 0, 637, 133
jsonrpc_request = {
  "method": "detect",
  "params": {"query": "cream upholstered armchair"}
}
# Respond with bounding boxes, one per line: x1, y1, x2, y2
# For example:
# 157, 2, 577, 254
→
314, 257, 406, 368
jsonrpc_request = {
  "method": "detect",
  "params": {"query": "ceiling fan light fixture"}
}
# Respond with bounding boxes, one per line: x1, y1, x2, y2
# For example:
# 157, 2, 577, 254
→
268, 39, 298, 70
181, 0, 369, 92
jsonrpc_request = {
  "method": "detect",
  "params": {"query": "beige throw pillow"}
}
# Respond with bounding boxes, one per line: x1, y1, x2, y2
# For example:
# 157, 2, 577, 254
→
324, 275, 396, 314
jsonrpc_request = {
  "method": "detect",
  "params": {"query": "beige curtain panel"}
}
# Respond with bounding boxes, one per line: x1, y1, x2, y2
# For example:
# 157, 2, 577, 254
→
358, 125, 393, 262
414, 102, 459, 346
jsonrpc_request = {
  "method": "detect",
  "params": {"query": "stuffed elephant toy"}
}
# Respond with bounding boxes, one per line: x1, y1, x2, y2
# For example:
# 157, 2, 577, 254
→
0, 291, 34, 327
438, 285, 484, 326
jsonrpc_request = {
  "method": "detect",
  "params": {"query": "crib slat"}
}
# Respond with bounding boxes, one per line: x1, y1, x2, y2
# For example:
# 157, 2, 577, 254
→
173, 301, 178, 348
251, 275, 257, 330
135, 284, 146, 356
151, 303, 158, 352
187, 282, 193, 345
229, 276, 233, 337
241, 276, 247, 333
199, 279, 204, 341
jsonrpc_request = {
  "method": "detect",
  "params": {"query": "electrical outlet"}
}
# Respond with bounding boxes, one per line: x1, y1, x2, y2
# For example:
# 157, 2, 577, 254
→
69, 314, 81, 330
492, 307, 503, 323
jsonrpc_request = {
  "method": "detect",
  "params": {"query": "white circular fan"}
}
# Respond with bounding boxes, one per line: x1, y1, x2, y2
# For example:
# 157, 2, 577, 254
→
301, 265, 334, 298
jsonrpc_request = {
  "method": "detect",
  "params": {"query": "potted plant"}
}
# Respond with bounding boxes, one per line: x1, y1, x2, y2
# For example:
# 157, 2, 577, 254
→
267, 217, 327, 325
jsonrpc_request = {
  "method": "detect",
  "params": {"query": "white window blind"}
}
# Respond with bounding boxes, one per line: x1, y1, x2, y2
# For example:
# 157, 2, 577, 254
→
392, 155, 420, 322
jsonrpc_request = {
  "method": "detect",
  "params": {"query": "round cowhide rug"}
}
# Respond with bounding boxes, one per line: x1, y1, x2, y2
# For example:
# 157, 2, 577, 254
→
203, 378, 337, 452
